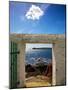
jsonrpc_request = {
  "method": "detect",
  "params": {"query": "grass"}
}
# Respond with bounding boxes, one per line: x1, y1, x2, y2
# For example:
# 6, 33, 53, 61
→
26, 81, 51, 87
25, 75, 51, 88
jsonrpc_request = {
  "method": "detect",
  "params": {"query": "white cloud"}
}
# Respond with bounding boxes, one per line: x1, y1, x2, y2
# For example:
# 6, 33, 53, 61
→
25, 5, 44, 20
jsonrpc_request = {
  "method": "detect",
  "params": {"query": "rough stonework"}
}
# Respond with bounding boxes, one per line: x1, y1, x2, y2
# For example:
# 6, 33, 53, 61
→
10, 34, 66, 87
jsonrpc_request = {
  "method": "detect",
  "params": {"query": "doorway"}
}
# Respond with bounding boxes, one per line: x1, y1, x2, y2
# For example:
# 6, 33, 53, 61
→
25, 43, 53, 88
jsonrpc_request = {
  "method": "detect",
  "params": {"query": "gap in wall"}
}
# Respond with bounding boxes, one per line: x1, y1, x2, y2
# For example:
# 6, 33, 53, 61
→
25, 43, 53, 88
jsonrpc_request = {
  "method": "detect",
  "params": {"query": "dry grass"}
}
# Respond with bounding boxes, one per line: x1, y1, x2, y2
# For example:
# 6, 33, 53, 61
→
25, 75, 51, 88
26, 82, 51, 87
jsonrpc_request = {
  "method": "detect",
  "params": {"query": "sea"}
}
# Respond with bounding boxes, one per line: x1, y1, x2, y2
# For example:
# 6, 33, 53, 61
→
25, 48, 52, 65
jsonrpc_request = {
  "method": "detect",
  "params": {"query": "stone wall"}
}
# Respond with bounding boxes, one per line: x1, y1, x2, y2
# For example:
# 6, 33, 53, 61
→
17, 43, 26, 87
53, 41, 66, 85
10, 34, 66, 87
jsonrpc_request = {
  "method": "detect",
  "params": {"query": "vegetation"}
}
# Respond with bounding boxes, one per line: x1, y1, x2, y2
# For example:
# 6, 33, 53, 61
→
25, 58, 52, 87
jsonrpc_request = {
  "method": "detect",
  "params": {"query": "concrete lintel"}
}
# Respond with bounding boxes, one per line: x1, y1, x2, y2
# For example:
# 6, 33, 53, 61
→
10, 34, 65, 44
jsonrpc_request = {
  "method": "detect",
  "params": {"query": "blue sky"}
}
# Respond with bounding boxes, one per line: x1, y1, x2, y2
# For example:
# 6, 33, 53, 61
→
9, 1, 66, 34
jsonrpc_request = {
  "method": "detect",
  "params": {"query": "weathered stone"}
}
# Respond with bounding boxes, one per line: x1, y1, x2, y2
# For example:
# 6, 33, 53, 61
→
10, 34, 66, 87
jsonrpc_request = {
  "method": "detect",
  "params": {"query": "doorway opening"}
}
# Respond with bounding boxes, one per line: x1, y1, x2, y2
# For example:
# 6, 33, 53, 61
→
25, 43, 53, 88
